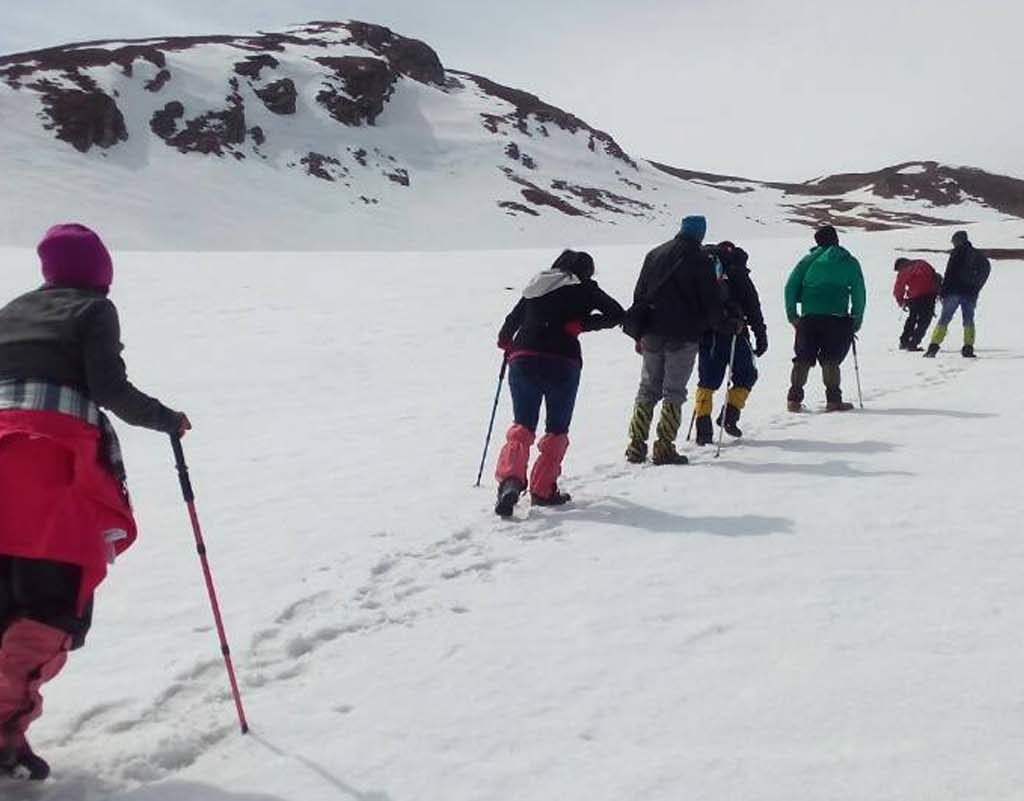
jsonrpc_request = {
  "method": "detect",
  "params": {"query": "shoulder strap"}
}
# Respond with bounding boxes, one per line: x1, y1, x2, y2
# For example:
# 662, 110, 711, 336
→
644, 239, 687, 302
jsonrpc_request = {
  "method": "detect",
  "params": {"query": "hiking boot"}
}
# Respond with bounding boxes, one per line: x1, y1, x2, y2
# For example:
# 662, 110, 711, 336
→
717, 404, 743, 438
625, 439, 647, 464
694, 415, 714, 446
787, 401, 804, 413
0, 741, 50, 781
494, 478, 525, 518
906, 345, 924, 352
924, 344, 939, 358
962, 345, 976, 358
825, 400, 855, 412
531, 487, 572, 507
651, 440, 689, 465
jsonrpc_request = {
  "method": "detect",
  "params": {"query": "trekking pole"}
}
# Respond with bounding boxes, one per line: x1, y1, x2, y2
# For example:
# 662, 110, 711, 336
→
170, 435, 250, 735
685, 409, 696, 442
475, 357, 508, 487
715, 334, 738, 459
851, 335, 864, 409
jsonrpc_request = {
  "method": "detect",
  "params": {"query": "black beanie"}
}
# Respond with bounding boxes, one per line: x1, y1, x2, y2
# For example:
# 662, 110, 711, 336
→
572, 251, 595, 280
894, 257, 910, 271
814, 226, 839, 248
552, 249, 594, 280
952, 230, 968, 246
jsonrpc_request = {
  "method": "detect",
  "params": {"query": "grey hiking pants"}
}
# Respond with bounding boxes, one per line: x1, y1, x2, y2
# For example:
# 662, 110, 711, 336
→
635, 335, 699, 406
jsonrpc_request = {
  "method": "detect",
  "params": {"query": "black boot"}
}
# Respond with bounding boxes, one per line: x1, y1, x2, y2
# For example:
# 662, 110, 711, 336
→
825, 384, 854, 413
495, 478, 525, 518
717, 405, 743, 438
694, 415, 714, 446
1, 742, 50, 781
531, 487, 572, 507
924, 343, 939, 358
962, 344, 976, 358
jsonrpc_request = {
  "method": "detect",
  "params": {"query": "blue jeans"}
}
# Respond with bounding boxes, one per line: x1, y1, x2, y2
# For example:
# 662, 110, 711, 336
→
508, 356, 581, 434
937, 294, 977, 327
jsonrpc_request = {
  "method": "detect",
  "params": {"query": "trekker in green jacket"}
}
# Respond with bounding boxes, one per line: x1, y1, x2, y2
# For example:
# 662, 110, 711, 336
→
784, 226, 866, 412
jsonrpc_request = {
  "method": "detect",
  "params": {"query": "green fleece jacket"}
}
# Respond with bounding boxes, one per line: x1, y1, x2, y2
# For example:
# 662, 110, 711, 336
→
784, 245, 866, 329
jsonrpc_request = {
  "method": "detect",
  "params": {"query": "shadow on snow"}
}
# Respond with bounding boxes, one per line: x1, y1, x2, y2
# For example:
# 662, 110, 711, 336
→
710, 459, 913, 479
740, 438, 898, 455
563, 495, 792, 537
859, 407, 996, 420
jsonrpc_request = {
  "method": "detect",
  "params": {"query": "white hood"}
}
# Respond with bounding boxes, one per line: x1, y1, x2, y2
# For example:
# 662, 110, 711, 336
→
522, 269, 580, 299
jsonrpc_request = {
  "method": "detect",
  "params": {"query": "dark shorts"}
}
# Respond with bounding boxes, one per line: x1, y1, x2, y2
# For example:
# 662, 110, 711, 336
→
508, 355, 582, 435
793, 315, 854, 366
0, 556, 93, 649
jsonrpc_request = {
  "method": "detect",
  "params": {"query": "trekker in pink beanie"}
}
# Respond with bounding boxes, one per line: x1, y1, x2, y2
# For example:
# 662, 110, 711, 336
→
37, 223, 114, 290
0, 224, 190, 781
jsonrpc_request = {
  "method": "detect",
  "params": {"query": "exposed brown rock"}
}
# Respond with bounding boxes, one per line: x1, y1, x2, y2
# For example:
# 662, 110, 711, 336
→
144, 69, 172, 92
385, 168, 410, 186
502, 169, 588, 217
164, 96, 247, 155
504, 142, 537, 170
35, 86, 128, 153
315, 57, 396, 125
150, 101, 185, 139
550, 180, 653, 216
455, 71, 637, 169
301, 151, 346, 181
255, 78, 297, 115
0, 44, 166, 78
340, 21, 445, 85
498, 200, 540, 217
234, 54, 279, 79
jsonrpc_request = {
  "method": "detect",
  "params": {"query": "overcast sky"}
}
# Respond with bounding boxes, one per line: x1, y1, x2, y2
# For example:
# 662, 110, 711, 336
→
3, 0, 1020, 181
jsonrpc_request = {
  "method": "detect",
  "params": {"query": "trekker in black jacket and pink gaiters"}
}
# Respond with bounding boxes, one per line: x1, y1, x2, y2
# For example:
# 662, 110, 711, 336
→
493, 250, 624, 518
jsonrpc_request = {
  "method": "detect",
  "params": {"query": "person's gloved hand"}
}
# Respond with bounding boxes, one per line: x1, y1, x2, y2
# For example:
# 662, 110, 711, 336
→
497, 338, 512, 352
634, 339, 643, 355
564, 320, 584, 337
754, 329, 768, 357
853, 317, 863, 334
175, 412, 192, 438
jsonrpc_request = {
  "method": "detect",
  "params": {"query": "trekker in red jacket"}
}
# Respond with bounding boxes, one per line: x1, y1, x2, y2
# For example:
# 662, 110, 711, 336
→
892, 258, 941, 351
0, 224, 190, 781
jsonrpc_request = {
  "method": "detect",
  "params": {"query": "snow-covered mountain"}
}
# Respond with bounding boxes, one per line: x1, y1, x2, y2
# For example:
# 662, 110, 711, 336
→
1, 21, 1023, 250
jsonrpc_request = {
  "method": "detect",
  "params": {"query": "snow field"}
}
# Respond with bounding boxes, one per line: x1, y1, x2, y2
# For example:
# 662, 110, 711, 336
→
1, 221, 1023, 800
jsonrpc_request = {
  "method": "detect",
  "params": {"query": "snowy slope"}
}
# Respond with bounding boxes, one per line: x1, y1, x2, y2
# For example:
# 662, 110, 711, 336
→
3, 222, 1023, 800
0, 21, 781, 251
2, 22, 1023, 252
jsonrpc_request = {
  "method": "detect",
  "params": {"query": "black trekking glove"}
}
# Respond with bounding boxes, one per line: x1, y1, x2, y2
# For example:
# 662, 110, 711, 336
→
753, 329, 768, 357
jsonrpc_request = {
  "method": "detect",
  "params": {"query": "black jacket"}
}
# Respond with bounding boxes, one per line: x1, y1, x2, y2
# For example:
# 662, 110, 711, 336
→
722, 261, 766, 338
633, 235, 723, 341
0, 287, 181, 433
941, 242, 989, 298
499, 272, 624, 365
